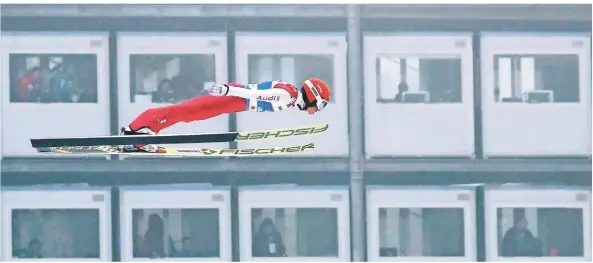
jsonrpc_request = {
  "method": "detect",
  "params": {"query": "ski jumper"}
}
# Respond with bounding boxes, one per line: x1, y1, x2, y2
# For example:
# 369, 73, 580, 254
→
129, 81, 299, 133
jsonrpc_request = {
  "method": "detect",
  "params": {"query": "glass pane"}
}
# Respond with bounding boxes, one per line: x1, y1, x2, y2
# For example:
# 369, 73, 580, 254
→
9, 54, 98, 103
11, 209, 101, 259
378, 208, 465, 257
247, 54, 335, 102
129, 54, 216, 103
250, 208, 338, 257
493, 54, 580, 103
497, 207, 584, 257
376, 55, 463, 104
131, 208, 220, 258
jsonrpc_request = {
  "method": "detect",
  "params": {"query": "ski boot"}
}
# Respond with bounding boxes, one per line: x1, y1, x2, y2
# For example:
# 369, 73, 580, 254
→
119, 126, 167, 153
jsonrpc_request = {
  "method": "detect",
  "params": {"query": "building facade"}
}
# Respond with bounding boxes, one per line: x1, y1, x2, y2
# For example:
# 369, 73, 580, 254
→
0, 4, 591, 262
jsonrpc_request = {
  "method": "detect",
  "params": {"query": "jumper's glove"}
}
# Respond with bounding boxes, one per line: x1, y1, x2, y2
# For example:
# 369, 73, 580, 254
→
208, 84, 230, 96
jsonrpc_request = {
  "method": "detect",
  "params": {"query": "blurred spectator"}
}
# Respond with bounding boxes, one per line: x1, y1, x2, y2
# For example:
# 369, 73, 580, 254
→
11, 54, 97, 103
40, 210, 75, 257
152, 79, 175, 103
173, 237, 198, 257
394, 81, 409, 102
18, 67, 43, 102
12, 209, 100, 259
132, 208, 220, 259
501, 217, 543, 257
171, 74, 200, 101
77, 77, 98, 103
49, 63, 80, 102
130, 54, 213, 103
380, 247, 399, 257
14, 238, 44, 259
252, 218, 286, 257
139, 214, 165, 258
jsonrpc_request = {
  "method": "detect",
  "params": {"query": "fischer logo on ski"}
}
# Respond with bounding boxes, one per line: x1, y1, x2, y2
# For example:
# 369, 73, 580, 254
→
187, 143, 315, 156
36, 143, 316, 157
235, 124, 328, 141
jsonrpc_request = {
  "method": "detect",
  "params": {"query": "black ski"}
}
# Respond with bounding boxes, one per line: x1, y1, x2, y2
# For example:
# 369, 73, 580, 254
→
30, 123, 328, 148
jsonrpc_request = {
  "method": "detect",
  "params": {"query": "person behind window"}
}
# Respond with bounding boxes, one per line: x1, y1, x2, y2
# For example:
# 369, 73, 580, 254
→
50, 63, 80, 103
152, 79, 175, 103
18, 67, 43, 102
14, 238, 44, 258
140, 214, 165, 258
494, 86, 501, 102
39, 210, 74, 258
173, 237, 198, 257
394, 81, 409, 102
170, 74, 200, 102
77, 77, 97, 103
380, 247, 398, 257
501, 217, 543, 257
252, 218, 286, 257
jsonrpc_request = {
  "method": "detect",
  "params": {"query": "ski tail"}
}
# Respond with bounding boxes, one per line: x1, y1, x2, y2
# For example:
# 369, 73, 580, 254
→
36, 143, 316, 157
30, 124, 328, 148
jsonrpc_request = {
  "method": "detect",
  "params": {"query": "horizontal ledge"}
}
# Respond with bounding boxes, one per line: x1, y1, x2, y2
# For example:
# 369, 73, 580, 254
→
0, 4, 588, 22
1, 157, 589, 173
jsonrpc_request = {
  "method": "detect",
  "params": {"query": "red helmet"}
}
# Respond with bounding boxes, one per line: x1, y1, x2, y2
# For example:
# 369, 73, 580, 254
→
301, 78, 331, 110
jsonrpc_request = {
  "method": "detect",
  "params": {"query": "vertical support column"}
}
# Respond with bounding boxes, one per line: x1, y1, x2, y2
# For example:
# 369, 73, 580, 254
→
347, 4, 365, 262
229, 174, 240, 262
408, 208, 424, 256
226, 25, 238, 149
384, 209, 400, 249
108, 31, 119, 137
284, 208, 298, 256
108, 31, 119, 162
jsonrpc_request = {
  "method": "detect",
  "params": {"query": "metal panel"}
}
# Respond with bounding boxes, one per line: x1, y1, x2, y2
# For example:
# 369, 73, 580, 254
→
484, 185, 592, 261
1, 32, 110, 156
238, 186, 351, 261
364, 32, 475, 157
366, 186, 477, 261
118, 185, 232, 261
480, 33, 591, 157
1, 185, 112, 261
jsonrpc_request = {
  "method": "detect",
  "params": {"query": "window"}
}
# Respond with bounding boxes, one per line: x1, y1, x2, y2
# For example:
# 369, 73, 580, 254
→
9, 54, 98, 103
376, 55, 462, 103
497, 207, 584, 257
247, 54, 335, 102
250, 207, 338, 257
11, 209, 101, 259
131, 208, 220, 259
493, 55, 580, 103
129, 54, 216, 103
378, 208, 465, 257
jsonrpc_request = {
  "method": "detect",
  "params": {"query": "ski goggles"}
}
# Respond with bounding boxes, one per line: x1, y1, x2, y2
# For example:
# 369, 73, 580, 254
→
304, 79, 329, 111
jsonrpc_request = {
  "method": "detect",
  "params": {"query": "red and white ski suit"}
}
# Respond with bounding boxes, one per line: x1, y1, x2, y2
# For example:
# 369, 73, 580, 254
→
129, 81, 300, 133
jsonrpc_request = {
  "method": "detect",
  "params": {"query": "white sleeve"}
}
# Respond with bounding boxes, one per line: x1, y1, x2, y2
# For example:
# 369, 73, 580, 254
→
225, 84, 258, 99
226, 85, 292, 103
